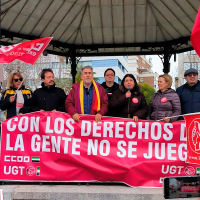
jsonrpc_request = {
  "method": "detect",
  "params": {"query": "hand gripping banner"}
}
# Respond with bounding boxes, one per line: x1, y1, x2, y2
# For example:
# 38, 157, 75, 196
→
0, 112, 200, 187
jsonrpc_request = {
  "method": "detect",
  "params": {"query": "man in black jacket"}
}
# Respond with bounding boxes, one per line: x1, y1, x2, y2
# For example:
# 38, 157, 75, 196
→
176, 68, 200, 118
30, 68, 66, 112
101, 68, 119, 116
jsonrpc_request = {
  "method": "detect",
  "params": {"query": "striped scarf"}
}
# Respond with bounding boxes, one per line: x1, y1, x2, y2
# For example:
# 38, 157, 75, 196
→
77, 80, 100, 114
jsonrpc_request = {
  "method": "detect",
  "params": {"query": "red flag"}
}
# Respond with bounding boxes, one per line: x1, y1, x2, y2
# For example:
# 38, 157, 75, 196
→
184, 113, 200, 164
191, 8, 200, 57
0, 37, 52, 65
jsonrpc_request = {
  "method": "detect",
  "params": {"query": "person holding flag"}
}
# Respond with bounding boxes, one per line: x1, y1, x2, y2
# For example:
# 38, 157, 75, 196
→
0, 72, 32, 119
65, 65, 108, 123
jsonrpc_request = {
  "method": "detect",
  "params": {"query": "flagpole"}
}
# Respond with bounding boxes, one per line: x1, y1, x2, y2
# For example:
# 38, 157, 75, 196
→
156, 112, 200, 121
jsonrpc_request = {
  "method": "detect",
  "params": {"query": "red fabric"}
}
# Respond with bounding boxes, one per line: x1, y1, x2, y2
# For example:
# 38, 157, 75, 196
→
181, 185, 199, 192
1, 112, 200, 187
0, 37, 52, 65
184, 113, 200, 164
191, 8, 200, 57
65, 82, 108, 116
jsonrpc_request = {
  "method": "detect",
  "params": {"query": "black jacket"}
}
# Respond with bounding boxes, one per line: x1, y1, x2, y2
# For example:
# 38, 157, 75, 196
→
0, 86, 32, 119
30, 83, 67, 112
176, 81, 200, 116
101, 82, 119, 116
109, 85, 148, 119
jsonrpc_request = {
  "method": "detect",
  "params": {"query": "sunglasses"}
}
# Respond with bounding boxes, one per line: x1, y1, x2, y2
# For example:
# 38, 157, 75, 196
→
187, 73, 197, 77
13, 78, 23, 82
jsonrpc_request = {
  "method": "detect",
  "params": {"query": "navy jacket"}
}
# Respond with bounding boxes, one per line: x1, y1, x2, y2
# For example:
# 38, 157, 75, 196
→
176, 81, 200, 115
0, 86, 32, 119
83, 85, 93, 114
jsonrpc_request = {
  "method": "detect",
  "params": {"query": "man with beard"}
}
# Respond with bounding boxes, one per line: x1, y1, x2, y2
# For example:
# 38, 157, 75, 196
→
30, 68, 66, 112
65, 65, 108, 123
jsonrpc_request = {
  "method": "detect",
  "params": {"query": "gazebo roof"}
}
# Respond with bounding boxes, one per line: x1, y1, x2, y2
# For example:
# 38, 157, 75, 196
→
1, 0, 200, 57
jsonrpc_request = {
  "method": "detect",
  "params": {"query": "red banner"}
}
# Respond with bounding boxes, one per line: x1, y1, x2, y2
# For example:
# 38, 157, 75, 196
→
0, 112, 200, 187
184, 113, 200, 165
0, 37, 52, 65
191, 7, 200, 57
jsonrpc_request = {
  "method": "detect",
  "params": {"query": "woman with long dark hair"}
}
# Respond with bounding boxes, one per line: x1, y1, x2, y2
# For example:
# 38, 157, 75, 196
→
109, 74, 148, 121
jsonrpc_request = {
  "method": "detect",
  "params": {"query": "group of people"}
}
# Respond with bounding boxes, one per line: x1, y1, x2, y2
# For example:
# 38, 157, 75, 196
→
0, 66, 199, 123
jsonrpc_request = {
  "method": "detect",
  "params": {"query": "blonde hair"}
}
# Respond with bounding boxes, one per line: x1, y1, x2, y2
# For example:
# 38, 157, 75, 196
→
8, 72, 23, 88
159, 74, 172, 88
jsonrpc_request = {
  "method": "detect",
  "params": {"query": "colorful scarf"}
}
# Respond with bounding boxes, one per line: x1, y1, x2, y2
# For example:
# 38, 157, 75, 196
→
78, 80, 100, 114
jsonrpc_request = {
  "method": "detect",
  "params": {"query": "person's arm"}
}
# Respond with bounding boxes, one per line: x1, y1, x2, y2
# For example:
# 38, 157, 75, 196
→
57, 89, 67, 112
98, 86, 108, 116
134, 94, 149, 119
19, 90, 33, 114
30, 90, 41, 112
0, 90, 14, 111
109, 90, 128, 109
167, 94, 181, 122
65, 87, 79, 117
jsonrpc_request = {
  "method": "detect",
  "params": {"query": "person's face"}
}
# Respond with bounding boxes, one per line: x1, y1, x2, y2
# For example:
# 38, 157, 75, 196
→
104, 70, 115, 83
158, 77, 169, 91
42, 72, 55, 87
124, 77, 135, 89
185, 73, 198, 87
81, 68, 93, 85
12, 75, 23, 89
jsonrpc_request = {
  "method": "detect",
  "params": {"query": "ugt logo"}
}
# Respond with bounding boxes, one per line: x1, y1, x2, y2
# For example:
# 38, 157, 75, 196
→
188, 119, 200, 153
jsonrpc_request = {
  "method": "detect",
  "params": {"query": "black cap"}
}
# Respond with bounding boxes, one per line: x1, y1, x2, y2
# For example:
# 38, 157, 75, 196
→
184, 68, 198, 77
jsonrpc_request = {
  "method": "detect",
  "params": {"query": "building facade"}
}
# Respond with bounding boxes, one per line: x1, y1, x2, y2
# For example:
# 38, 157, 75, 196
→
78, 56, 128, 84
1, 55, 70, 92
128, 55, 159, 91
177, 50, 200, 88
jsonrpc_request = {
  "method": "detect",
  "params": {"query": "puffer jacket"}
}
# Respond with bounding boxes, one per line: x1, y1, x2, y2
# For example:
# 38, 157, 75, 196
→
0, 86, 32, 119
146, 88, 181, 122
109, 85, 148, 119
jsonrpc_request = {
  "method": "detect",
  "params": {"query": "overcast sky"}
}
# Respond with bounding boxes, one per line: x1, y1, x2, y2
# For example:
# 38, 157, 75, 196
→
146, 55, 179, 89
147, 55, 178, 77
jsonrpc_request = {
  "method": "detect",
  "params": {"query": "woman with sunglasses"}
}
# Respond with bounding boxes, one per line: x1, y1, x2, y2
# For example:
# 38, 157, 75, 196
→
0, 72, 32, 119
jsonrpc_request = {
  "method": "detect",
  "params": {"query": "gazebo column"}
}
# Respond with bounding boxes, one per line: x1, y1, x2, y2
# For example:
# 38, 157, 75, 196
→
70, 47, 77, 84
163, 44, 170, 74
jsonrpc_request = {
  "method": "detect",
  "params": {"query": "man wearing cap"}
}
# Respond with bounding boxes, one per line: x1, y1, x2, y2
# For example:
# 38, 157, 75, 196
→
176, 68, 200, 116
